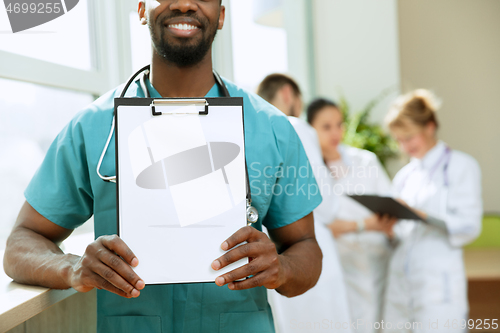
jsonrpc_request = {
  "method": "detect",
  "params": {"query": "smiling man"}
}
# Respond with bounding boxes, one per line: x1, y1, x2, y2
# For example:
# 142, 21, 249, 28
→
3, 1, 323, 332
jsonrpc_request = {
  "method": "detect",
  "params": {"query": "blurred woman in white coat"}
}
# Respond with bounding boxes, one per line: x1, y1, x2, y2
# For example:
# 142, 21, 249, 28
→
382, 90, 483, 332
257, 74, 352, 333
308, 98, 395, 333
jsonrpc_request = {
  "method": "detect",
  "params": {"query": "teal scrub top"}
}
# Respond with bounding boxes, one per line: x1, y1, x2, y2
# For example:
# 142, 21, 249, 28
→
25, 77, 322, 333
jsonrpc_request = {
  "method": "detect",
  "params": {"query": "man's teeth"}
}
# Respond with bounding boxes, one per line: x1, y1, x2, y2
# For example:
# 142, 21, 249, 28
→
169, 24, 198, 31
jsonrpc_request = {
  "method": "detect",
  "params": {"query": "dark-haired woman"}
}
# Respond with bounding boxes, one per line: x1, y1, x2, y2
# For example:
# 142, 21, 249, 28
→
308, 98, 395, 333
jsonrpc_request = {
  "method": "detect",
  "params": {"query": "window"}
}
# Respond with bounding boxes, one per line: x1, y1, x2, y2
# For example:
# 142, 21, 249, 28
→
0, 0, 93, 70
0, 79, 95, 249
0, 0, 138, 249
230, 0, 288, 92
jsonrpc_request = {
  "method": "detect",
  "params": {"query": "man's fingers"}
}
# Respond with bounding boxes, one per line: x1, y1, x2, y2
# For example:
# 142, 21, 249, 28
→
213, 228, 282, 291
90, 272, 133, 298
225, 272, 269, 291
70, 235, 145, 299
96, 251, 144, 294
213, 241, 275, 271
221, 226, 260, 251
92, 262, 138, 296
214, 258, 267, 286
100, 235, 138, 267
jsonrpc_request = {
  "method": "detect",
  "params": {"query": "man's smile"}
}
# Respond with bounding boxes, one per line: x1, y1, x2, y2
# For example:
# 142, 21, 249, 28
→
164, 16, 202, 38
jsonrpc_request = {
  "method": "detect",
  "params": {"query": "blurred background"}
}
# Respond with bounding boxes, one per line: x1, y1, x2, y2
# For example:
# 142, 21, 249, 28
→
0, 0, 499, 331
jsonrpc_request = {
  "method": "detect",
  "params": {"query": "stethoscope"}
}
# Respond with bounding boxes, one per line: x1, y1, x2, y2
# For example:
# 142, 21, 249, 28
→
96, 65, 259, 225
398, 145, 452, 195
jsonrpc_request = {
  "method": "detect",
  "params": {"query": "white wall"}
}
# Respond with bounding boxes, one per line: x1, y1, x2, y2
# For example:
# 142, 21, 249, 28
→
398, 0, 500, 212
283, 0, 316, 104
312, 0, 400, 123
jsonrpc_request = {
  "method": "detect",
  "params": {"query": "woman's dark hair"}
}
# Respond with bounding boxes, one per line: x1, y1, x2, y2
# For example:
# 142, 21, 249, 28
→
307, 98, 339, 125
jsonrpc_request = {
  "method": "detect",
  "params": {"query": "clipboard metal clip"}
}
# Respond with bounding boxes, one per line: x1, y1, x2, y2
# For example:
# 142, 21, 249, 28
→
151, 99, 209, 116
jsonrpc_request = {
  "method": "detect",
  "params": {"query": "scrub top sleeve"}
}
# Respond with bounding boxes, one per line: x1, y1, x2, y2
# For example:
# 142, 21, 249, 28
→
24, 115, 93, 230
263, 119, 322, 230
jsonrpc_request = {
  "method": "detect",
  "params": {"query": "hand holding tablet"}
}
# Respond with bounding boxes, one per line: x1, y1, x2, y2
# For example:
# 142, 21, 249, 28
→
348, 195, 426, 222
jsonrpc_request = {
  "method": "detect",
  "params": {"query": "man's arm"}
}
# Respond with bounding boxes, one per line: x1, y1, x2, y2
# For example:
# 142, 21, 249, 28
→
211, 212, 322, 297
3, 201, 145, 298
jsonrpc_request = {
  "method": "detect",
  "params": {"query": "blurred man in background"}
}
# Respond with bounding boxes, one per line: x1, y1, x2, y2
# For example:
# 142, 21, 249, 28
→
258, 74, 352, 332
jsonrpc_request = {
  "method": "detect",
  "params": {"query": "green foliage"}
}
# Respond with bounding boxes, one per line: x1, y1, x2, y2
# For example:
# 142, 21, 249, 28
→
339, 89, 399, 168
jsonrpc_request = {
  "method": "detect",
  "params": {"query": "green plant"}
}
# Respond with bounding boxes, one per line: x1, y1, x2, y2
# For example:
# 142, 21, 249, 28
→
338, 89, 399, 169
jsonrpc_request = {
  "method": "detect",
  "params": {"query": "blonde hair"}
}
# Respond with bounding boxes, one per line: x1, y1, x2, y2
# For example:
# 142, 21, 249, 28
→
385, 89, 441, 130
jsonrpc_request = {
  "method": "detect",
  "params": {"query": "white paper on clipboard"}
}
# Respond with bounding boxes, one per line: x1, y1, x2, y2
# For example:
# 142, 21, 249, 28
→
116, 100, 248, 284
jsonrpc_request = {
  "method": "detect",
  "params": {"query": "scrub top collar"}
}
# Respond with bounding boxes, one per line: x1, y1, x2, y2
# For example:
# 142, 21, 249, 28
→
414, 140, 447, 170
141, 75, 222, 98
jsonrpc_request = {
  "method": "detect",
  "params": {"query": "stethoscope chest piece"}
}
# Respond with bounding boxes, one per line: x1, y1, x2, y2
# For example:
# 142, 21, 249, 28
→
246, 200, 258, 225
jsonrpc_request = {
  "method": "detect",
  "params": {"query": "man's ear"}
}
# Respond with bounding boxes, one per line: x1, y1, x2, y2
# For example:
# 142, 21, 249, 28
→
138, 1, 147, 25
218, 5, 226, 30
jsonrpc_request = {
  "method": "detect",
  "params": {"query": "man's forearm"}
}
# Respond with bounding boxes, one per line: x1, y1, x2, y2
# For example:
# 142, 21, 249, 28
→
275, 237, 322, 297
3, 227, 77, 289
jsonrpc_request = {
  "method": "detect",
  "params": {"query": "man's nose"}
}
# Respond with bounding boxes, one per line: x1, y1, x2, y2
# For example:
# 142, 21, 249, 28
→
169, 0, 198, 13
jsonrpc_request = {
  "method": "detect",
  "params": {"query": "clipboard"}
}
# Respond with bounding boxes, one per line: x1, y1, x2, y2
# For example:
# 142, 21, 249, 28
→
348, 195, 425, 221
114, 96, 249, 285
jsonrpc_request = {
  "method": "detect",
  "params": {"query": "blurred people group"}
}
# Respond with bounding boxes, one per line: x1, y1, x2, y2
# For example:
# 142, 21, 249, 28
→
257, 74, 483, 333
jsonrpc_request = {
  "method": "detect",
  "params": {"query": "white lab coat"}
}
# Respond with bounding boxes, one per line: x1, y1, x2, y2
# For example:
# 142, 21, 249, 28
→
382, 141, 483, 333
331, 144, 393, 333
267, 117, 352, 333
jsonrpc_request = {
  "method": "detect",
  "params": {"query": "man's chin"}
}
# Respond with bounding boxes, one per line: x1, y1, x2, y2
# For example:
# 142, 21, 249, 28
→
155, 44, 210, 67
162, 36, 204, 49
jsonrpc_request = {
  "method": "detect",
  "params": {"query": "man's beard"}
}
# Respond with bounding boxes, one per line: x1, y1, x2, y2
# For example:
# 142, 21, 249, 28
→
150, 13, 219, 68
